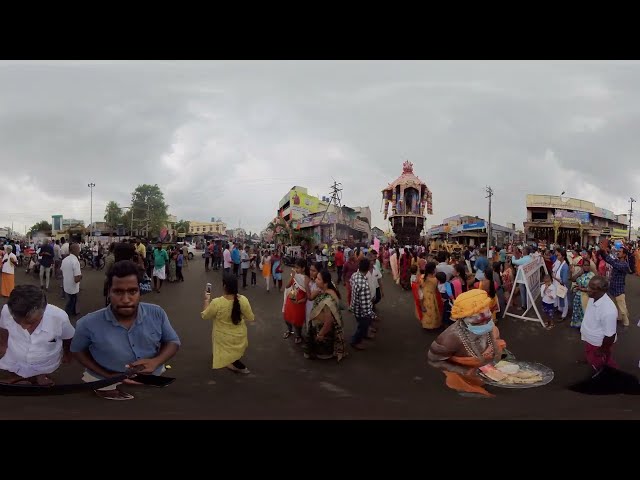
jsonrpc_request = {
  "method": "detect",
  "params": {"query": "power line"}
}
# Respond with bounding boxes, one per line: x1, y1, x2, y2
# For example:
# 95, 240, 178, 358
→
486, 186, 494, 250
319, 180, 343, 241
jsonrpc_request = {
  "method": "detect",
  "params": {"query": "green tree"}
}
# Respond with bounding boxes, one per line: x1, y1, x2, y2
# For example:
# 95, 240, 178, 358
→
29, 220, 52, 235
267, 217, 293, 245
104, 201, 123, 233
129, 184, 169, 239
174, 219, 190, 235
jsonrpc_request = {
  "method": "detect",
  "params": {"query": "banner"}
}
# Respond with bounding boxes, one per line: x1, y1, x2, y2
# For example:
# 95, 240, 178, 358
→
289, 191, 321, 218
503, 256, 549, 327
555, 210, 590, 223
462, 221, 486, 230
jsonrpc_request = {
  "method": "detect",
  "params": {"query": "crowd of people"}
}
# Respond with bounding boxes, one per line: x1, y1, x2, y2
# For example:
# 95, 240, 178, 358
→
0, 232, 638, 400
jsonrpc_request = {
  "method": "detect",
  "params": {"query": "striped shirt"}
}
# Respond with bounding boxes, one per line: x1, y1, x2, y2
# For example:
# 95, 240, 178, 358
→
601, 253, 630, 297
350, 271, 375, 318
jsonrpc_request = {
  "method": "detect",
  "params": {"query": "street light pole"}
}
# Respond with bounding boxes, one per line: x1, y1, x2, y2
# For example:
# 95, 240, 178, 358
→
88, 182, 96, 239
630, 197, 636, 242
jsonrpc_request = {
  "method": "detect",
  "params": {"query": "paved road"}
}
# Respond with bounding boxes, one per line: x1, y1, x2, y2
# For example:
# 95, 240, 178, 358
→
1, 256, 639, 419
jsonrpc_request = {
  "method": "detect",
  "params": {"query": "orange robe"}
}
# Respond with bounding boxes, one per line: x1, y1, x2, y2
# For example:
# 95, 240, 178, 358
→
442, 327, 506, 397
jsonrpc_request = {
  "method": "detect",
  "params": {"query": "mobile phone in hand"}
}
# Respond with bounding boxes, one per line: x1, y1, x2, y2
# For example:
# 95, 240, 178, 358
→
206, 282, 212, 294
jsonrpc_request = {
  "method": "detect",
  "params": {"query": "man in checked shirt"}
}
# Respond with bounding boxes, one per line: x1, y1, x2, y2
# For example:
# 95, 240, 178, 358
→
350, 258, 376, 350
599, 240, 631, 328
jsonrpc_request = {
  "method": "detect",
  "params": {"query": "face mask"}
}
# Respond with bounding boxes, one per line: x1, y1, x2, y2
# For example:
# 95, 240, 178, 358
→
466, 320, 494, 335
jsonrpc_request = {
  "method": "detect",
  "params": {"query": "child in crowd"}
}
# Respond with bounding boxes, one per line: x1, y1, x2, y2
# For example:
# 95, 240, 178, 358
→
436, 271, 454, 326
249, 252, 257, 287
541, 274, 556, 330
176, 250, 184, 282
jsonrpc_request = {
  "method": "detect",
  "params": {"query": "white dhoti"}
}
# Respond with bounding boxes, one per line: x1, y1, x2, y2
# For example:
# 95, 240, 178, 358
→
152, 266, 166, 280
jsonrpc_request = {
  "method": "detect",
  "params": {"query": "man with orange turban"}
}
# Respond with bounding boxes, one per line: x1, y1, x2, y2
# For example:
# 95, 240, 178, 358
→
427, 289, 507, 397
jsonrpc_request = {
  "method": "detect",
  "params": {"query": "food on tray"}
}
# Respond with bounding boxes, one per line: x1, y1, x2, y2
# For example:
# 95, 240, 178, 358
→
480, 361, 544, 385
480, 367, 508, 382
495, 360, 520, 375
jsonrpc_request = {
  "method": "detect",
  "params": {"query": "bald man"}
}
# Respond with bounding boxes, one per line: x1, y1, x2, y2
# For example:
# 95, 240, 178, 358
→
580, 275, 618, 370
61, 243, 83, 317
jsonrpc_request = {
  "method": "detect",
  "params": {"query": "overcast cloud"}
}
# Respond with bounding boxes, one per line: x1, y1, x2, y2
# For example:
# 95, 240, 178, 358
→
0, 60, 638, 236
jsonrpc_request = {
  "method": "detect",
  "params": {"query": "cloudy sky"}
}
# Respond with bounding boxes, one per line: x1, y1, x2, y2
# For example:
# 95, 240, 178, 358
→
0, 60, 638, 236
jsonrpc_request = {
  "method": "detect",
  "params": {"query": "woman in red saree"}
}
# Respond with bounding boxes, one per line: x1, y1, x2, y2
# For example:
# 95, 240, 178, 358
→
382, 246, 390, 271
399, 249, 412, 290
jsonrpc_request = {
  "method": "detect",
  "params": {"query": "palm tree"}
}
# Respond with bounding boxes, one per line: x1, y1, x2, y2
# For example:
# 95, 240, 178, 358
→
267, 216, 294, 245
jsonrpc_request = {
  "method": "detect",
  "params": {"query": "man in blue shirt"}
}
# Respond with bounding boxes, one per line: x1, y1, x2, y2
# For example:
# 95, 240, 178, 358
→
231, 244, 241, 276
599, 242, 631, 328
474, 248, 489, 280
498, 246, 507, 269
71, 260, 180, 400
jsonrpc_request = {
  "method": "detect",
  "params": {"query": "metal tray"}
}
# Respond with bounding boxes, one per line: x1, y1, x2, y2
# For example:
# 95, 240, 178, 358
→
478, 361, 554, 389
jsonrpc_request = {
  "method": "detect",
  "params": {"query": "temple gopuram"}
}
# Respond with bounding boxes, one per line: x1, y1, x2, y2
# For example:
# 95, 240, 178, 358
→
381, 161, 433, 245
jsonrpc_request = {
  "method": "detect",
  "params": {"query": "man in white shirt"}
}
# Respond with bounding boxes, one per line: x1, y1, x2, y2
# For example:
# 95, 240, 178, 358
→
61, 243, 82, 317
0, 285, 75, 385
223, 244, 233, 273
435, 252, 455, 281
240, 245, 250, 289
60, 237, 69, 258
53, 239, 62, 278
92, 242, 100, 269
58, 238, 70, 298
321, 248, 329, 270
580, 275, 618, 370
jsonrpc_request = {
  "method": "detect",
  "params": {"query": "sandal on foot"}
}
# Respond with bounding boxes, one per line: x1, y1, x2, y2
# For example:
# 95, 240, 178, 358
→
95, 390, 134, 401
32, 375, 55, 386
283, 331, 293, 339
0, 374, 32, 385
226, 364, 251, 374
294, 336, 303, 344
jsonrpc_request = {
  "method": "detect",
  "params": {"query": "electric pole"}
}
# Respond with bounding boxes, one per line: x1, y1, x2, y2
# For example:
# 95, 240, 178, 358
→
88, 182, 95, 239
486, 186, 494, 250
630, 197, 636, 242
320, 180, 343, 243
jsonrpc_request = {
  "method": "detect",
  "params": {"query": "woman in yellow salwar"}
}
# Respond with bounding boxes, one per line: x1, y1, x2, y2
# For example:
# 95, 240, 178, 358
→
201, 272, 255, 374
419, 262, 442, 330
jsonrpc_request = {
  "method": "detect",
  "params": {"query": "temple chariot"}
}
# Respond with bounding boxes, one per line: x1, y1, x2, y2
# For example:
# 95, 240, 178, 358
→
381, 161, 433, 245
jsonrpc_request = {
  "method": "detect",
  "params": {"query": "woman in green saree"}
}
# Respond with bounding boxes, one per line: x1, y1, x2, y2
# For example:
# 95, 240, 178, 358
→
304, 270, 347, 362
571, 258, 594, 328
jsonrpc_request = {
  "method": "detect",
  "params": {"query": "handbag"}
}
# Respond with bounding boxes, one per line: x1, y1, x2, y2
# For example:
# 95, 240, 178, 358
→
139, 273, 153, 295
556, 284, 568, 299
